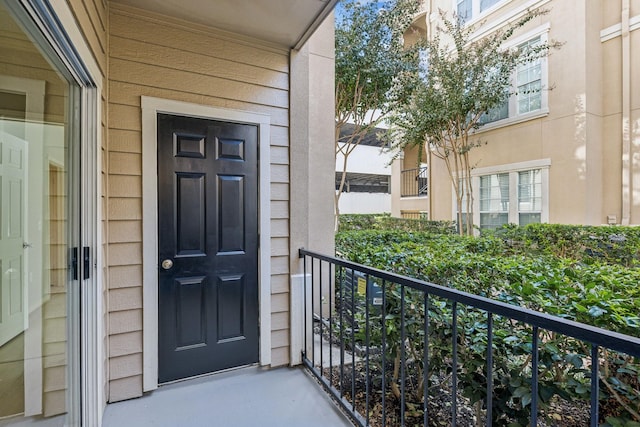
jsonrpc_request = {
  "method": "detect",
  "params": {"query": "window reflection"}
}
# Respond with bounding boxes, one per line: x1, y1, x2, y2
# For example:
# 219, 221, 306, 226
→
0, 3, 77, 425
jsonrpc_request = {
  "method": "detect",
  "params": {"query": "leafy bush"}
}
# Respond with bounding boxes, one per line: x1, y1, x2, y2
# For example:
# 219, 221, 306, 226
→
489, 223, 640, 267
338, 213, 457, 234
335, 226, 640, 425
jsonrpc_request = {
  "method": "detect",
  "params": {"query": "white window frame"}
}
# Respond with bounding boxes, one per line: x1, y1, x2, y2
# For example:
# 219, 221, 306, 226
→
476, 24, 551, 131
452, 159, 550, 228
455, 0, 506, 23
457, 0, 551, 31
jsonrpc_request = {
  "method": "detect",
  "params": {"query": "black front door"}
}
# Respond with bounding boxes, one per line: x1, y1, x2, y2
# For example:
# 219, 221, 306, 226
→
157, 114, 259, 383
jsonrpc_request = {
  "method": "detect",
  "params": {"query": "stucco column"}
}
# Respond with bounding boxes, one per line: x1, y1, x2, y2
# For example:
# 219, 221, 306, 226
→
289, 15, 335, 364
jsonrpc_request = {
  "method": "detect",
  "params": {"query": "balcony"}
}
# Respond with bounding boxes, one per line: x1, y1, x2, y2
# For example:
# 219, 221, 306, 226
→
401, 167, 428, 197
103, 366, 353, 427
299, 248, 640, 427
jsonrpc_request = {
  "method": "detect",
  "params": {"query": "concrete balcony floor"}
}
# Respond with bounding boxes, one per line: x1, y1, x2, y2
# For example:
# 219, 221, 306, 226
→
102, 366, 353, 427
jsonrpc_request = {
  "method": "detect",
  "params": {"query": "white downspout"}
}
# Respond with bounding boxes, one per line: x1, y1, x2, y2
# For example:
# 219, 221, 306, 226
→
621, 0, 631, 225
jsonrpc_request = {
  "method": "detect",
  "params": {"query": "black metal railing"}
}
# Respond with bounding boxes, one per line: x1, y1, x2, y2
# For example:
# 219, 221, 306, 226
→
299, 248, 640, 427
401, 167, 428, 197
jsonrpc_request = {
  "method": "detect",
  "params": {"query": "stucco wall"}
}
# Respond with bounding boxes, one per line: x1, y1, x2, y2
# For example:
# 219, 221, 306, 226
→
106, 3, 295, 402
395, 0, 640, 226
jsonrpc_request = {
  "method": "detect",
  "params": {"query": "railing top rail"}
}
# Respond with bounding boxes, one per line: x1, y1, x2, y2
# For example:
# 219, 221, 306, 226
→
299, 248, 640, 358
401, 166, 427, 173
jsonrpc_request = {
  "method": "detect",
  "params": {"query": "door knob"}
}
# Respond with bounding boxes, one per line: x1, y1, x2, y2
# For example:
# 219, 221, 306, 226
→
161, 259, 174, 270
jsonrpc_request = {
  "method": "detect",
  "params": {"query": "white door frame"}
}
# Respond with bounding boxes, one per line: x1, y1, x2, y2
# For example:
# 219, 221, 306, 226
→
141, 96, 271, 392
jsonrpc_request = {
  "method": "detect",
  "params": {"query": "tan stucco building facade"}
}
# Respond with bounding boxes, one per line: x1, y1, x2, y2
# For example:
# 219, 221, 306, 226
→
392, 0, 640, 228
0, 0, 335, 425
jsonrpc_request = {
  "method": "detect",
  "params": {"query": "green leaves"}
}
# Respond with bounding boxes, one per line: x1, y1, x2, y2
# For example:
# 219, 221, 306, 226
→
336, 223, 640, 424
335, 0, 423, 127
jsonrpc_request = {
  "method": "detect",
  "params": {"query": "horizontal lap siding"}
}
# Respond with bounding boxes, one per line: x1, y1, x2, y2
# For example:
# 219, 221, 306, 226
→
107, 4, 291, 401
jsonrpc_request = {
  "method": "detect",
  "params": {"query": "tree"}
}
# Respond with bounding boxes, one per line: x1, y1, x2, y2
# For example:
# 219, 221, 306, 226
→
388, 10, 561, 235
334, 0, 423, 229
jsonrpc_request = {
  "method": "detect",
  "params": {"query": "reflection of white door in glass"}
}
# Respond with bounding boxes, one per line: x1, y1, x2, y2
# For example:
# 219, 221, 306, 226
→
0, 130, 28, 347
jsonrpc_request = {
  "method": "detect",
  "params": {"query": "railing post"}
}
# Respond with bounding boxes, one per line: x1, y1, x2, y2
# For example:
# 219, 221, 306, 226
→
590, 345, 599, 427
486, 313, 493, 427
423, 293, 429, 427
452, 301, 458, 427
381, 280, 387, 427
531, 326, 539, 427
400, 285, 406, 427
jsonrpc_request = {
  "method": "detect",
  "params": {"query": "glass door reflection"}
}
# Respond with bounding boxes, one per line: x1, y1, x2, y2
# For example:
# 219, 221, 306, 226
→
0, 2, 80, 425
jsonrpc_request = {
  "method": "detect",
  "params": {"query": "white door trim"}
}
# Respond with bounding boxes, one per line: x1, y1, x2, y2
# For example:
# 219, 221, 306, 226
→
141, 96, 271, 392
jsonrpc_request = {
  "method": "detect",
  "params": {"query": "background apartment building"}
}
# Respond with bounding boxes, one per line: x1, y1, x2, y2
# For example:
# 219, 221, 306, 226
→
392, 0, 640, 228
336, 124, 393, 214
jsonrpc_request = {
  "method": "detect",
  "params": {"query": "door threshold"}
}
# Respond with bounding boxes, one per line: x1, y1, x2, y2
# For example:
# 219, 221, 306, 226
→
159, 363, 259, 387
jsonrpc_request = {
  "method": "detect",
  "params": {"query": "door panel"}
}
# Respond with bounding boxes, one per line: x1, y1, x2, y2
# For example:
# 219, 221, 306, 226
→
176, 173, 206, 256
158, 114, 259, 383
0, 133, 27, 347
218, 175, 245, 253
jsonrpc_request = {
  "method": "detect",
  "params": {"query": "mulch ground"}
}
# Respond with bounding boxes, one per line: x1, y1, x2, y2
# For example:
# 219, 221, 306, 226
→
317, 360, 590, 427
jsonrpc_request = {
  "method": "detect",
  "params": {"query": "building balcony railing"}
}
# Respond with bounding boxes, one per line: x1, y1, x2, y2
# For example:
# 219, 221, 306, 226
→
298, 248, 640, 427
401, 167, 428, 197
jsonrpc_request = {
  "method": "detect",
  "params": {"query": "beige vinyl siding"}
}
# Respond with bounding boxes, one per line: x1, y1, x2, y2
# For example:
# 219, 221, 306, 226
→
66, 0, 108, 76
107, 3, 292, 401
0, 12, 67, 124
42, 165, 67, 416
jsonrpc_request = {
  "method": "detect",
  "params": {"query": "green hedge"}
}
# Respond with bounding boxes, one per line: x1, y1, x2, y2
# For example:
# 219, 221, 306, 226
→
488, 223, 640, 267
336, 228, 640, 335
338, 213, 456, 234
335, 226, 640, 425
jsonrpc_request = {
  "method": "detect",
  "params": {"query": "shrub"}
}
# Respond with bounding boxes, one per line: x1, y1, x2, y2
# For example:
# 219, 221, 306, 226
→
335, 226, 640, 425
338, 213, 457, 234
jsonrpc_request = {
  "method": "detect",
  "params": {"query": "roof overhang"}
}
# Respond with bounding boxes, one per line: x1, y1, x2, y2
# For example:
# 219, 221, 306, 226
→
111, 0, 338, 50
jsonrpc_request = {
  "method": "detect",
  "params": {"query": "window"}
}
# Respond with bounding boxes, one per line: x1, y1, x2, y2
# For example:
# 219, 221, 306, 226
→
479, 173, 509, 229
480, 0, 501, 12
518, 169, 542, 225
455, 0, 504, 23
457, 0, 472, 23
479, 35, 546, 125
454, 160, 550, 230
516, 37, 542, 114
480, 94, 508, 124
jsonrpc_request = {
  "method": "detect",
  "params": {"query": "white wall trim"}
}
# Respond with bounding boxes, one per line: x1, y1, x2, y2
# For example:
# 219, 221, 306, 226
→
471, 158, 551, 176
472, 108, 549, 134
465, 0, 552, 42
600, 14, 640, 42
141, 96, 271, 392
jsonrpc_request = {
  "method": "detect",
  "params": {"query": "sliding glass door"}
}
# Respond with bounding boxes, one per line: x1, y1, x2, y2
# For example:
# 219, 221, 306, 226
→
0, 2, 82, 425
